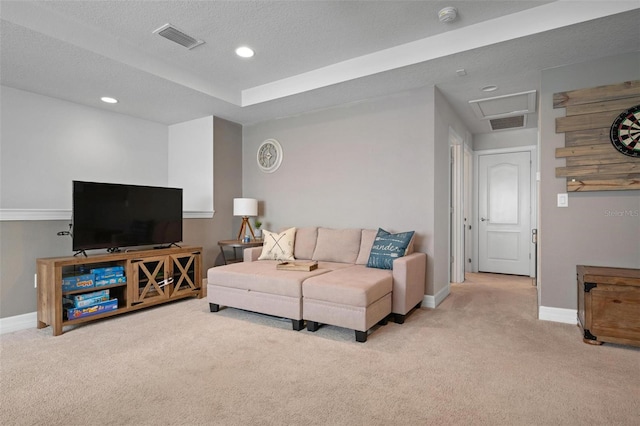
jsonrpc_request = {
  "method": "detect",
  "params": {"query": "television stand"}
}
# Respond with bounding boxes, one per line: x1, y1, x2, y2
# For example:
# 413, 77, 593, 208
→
37, 246, 202, 336
154, 242, 181, 250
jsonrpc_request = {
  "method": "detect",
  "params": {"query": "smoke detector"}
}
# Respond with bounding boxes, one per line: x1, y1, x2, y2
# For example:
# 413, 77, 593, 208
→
438, 7, 458, 23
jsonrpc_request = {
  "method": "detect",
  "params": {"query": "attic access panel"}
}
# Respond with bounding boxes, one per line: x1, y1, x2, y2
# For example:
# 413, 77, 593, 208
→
469, 90, 537, 120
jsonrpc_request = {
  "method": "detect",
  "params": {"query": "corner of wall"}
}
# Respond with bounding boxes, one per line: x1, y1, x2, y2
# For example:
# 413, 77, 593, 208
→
423, 283, 450, 309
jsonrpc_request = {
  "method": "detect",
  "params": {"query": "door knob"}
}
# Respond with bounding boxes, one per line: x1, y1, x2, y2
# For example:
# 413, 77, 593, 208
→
480, 217, 489, 222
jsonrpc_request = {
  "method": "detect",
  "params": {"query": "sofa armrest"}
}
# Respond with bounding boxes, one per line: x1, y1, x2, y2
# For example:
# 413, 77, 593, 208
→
243, 247, 263, 262
391, 252, 427, 315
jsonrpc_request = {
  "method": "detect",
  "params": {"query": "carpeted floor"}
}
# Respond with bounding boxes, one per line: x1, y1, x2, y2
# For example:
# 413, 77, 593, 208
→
1, 273, 638, 425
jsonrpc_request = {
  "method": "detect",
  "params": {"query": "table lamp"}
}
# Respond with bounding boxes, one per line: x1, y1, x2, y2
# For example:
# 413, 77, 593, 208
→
233, 198, 258, 240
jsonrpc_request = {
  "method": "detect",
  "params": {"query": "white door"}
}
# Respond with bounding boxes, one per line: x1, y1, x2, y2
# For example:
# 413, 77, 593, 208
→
478, 151, 531, 275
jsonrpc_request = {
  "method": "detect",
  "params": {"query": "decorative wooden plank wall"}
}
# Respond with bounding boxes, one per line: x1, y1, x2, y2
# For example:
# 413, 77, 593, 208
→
554, 80, 640, 192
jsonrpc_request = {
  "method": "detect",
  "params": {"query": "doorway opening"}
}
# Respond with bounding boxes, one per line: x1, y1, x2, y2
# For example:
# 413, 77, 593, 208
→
451, 142, 537, 282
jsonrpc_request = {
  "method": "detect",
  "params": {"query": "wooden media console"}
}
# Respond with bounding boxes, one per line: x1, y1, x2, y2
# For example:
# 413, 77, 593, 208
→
37, 246, 202, 336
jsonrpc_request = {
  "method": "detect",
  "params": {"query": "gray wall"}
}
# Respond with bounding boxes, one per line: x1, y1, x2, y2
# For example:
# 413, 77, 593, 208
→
1, 220, 72, 317
0, 92, 242, 318
243, 86, 467, 298
539, 52, 640, 309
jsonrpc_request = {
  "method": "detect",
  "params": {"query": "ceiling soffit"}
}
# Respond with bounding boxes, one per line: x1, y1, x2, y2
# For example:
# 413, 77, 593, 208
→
2, 1, 637, 109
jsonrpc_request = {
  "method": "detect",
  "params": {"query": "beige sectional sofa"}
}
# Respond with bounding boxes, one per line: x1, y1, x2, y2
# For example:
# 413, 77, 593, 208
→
207, 227, 426, 342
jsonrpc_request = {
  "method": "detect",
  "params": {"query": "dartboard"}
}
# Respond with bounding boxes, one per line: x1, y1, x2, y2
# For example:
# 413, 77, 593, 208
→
610, 105, 640, 158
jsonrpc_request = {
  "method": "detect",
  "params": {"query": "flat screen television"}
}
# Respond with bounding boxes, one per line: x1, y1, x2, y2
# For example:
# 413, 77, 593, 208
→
72, 181, 183, 252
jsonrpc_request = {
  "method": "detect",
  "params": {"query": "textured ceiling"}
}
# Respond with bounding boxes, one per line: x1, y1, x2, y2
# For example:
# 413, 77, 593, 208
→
1, 1, 639, 134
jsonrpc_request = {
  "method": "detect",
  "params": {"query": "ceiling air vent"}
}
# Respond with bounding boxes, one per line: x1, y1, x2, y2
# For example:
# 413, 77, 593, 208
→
489, 115, 526, 131
153, 23, 204, 50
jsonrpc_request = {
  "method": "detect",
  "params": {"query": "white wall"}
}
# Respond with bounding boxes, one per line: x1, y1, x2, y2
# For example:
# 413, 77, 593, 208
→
0, 86, 168, 219
168, 116, 214, 217
0, 86, 215, 220
474, 128, 538, 151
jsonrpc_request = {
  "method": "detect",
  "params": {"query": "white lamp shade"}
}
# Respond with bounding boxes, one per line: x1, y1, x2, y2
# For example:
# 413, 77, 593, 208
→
233, 198, 258, 217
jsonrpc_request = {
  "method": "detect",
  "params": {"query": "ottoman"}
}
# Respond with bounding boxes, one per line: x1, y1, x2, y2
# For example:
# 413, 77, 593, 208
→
302, 265, 392, 342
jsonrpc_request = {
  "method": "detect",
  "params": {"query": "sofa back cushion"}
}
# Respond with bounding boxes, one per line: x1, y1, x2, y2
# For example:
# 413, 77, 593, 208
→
356, 229, 378, 265
312, 228, 362, 264
294, 227, 318, 260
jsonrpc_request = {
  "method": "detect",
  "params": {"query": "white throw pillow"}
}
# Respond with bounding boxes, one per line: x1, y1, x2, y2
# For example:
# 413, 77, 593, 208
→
258, 228, 296, 261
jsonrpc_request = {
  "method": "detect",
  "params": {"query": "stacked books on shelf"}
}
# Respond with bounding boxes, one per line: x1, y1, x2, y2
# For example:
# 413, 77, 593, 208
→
62, 265, 126, 320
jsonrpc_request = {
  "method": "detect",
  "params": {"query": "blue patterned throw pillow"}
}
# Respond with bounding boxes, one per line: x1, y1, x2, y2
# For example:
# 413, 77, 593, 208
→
367, 228, 415, 270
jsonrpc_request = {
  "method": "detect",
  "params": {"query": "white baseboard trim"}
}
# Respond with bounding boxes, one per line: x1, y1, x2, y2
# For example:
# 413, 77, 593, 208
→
0, 311, 37, 334
423, 284, 450, 309
539, 306, 577, 325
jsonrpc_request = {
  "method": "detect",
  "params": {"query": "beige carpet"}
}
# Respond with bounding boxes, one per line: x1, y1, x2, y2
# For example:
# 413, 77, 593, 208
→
1, 273, 638, 425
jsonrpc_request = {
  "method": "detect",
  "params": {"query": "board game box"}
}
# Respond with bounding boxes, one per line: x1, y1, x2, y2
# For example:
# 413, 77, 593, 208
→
66, 298, 118, 320
95, 276, 127, 287
62, 273, 95, 291
63, 294, 110, 309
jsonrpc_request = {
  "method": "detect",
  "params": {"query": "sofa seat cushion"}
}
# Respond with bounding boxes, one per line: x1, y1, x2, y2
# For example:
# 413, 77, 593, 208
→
208, 260, 330, 298
315, 261, 354, 271
302, 265, 392, 307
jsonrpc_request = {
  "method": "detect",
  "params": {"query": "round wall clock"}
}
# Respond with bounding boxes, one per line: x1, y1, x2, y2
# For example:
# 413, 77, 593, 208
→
257, 138, 283, 173
610, 105, 640, 158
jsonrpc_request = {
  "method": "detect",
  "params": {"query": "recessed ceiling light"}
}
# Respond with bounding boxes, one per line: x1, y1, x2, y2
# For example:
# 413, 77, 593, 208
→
101, 97, 118, 104
235, 46, 254, 58
481, 85, 498, 92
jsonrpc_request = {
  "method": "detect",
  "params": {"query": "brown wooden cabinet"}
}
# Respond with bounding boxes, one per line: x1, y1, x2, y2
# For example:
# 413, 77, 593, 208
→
577, 265, 640, 347
37, 246, 202, 336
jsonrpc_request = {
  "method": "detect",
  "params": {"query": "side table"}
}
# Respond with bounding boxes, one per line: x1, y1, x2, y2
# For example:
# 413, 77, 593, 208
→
218, 239, 263, 265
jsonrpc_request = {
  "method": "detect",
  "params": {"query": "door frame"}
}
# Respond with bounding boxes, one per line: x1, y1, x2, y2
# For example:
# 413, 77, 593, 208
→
449, 127, 466, 283
463, 145, 473, 274
472, 145, 537, 277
